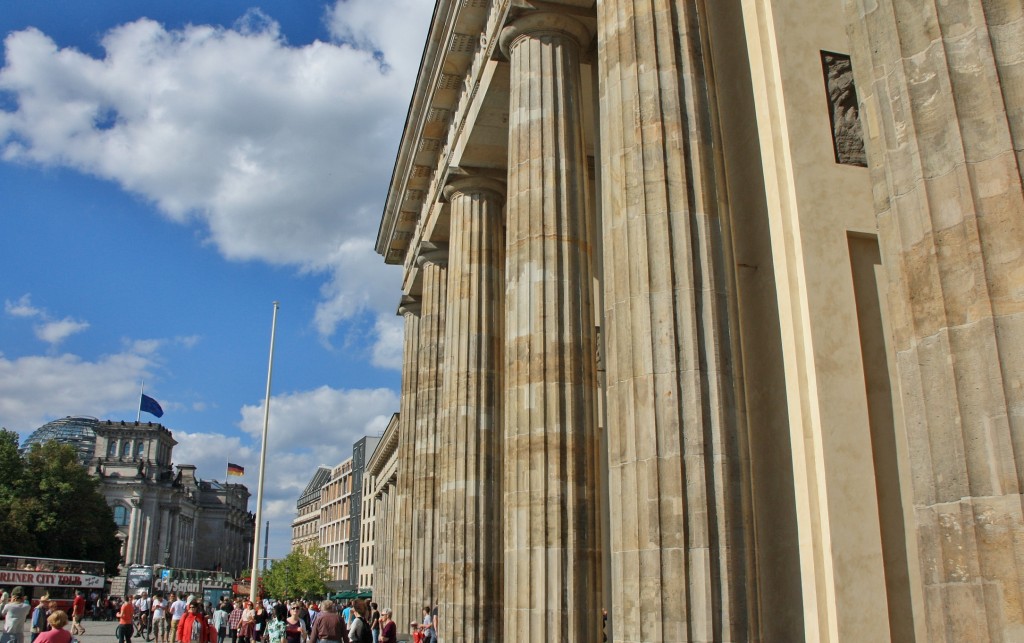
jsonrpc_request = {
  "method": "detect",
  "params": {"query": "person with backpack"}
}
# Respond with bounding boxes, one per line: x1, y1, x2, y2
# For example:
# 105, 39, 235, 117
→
346, 602, 370, 643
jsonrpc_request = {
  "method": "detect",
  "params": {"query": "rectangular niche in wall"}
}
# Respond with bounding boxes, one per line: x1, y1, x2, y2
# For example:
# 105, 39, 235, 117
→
821, 51, 867, 167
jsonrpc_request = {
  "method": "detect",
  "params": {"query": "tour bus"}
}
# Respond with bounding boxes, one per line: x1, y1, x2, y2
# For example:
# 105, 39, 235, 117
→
151, 566, 234, 605
0, 555, 106, 611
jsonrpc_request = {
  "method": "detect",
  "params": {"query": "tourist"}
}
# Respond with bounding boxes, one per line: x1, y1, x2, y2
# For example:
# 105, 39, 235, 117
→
346, 602, 370, 643
417, 607, 434, 643
175, 602, 215, 643
135, 591, 151, 640
264, 605, 286, 643
70, 591, 86, 636
212, 601, 230, 643
151, 593, 167, 643
308, 600, 346, 643
237, 601, 255, 643
284, 605, 306, 643
376, 610, 395, 643
252, 601, 268, 643
117, 593, 135, 643
227, 601, 242, 643
169, 594, 186, 640
29, 596, 50, 643
3, 588, 32, 643
367, 604, 379, 643
33, 611, 70, 643
340, 603, 352, 631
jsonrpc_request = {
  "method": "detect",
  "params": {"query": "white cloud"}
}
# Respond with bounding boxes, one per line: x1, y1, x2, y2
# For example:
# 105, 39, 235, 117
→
4, 294, 43, 318
326, 0, 435, 69
0, 0, 434, 346
5, 294, 90, 347
0, 350, 153, 432
313, 240, 403, 340
34, 317, 90, 345
371, 314, 404, 370
238, 385, 396, 454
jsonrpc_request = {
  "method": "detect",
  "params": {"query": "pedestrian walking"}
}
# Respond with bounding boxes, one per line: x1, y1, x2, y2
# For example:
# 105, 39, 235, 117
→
70, 591, 86, 636
33, 610, 70, 643
117, 594, 135, 643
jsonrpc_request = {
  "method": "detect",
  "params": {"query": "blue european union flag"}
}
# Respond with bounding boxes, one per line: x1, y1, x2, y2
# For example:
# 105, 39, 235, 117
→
140, 393, 164, 418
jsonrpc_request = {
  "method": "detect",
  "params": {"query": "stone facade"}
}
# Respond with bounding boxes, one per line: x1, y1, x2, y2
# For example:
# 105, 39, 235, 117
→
92, 420, 254, 575
290, 466, 331, 553
319, 459, 354, 583
374, 1, 1024, 641
360, 414, 400, 592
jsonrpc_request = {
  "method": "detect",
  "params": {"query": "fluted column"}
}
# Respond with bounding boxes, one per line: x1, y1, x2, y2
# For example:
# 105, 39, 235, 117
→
596, 2, 749, 641
843, 2, 1024, 640
409, 247, 448, 621
127, 497, 142, 564
437, 177, 506, 643
393, 300, 421, 629
375, 488, 390, 603
500, 13, 602, 642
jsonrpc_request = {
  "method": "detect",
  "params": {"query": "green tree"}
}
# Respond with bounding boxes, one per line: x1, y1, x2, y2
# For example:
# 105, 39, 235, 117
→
0, 437, 121, 574
0, 429, 32, 554
261, 547, 329, 600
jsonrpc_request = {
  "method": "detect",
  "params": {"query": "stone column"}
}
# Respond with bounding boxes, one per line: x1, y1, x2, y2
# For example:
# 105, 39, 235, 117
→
127, 497, 142, 564
596, 1, 749, 641
499, 13, 602, 642
410, 247, 447, 622
436, 177, 506, 643
392, 300, 421, 629
844, 2, 1024, 640
376, 487, 390, 603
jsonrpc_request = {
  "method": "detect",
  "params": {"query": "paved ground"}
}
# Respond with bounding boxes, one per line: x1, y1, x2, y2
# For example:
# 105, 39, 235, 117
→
69, 618, 125, 643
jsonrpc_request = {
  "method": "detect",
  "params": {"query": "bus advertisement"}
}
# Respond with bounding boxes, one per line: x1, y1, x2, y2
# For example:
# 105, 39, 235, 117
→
0, 555, 106, 611
125, 566, 154, 595
151, 567, 233, 600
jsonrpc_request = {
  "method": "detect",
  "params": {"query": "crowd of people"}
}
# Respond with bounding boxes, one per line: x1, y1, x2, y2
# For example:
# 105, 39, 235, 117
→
3, 586, 433, 643
0, 587, 82, 643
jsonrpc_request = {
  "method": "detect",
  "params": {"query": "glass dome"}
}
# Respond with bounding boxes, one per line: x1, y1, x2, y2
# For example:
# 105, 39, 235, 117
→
21, 416, 100, 464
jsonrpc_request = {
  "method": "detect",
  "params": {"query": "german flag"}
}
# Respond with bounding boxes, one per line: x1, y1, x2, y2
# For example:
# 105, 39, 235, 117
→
227, 462, 245, 477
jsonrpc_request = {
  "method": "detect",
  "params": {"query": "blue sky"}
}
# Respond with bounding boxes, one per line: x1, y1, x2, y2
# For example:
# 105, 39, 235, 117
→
0, 0, 434, 559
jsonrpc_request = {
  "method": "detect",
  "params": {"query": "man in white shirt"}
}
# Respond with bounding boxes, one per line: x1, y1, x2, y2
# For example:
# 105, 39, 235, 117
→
151, 593, 168, 643
169, 593, 188, 641
134, 591, 152, 640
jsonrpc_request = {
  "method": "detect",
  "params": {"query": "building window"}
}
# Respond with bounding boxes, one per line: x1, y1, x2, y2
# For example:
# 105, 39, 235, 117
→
121, 441, 131, 457
136, 441, 145, 458
113, 505, 130, 526
108, 441, 117, 457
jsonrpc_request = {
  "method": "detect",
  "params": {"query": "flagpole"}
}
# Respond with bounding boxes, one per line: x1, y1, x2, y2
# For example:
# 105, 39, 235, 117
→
250, 301, 279, 604
137, 381, 145, 423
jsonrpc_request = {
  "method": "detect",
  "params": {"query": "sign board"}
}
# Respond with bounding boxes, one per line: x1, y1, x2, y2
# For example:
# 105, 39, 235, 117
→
0, 571, 104, 589
126, 567, 153, 594
154, 578, 202, 596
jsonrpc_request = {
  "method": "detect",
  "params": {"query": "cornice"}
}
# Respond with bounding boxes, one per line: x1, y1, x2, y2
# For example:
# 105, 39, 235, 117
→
376, 0, 500, 265
366, 413, 400, 478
